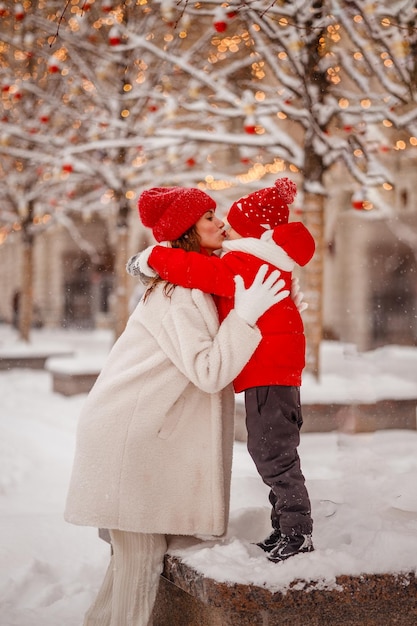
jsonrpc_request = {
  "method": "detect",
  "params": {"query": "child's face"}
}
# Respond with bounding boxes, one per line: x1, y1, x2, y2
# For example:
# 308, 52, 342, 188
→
226, 227, 243, 240
195, 210, 227, 254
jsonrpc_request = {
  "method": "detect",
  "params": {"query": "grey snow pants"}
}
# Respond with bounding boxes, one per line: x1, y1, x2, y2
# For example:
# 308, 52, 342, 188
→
244, 385, 313, 537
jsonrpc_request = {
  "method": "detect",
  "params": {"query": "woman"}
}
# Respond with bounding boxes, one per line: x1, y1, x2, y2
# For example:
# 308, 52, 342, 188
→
64, 185, 289, 626
130, 178, 316, 561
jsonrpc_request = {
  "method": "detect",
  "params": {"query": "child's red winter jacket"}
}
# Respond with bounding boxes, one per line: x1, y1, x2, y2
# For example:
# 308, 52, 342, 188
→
146, 222, 315, 392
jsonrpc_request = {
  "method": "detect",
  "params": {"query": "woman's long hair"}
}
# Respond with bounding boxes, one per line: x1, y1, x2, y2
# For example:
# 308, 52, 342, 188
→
143, 224, 202, 302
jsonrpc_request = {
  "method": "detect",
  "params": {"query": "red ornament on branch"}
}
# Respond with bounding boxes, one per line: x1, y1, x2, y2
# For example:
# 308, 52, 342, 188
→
244, 115, 257, 134
213, 7, 227, 32
14, 3, 25, 20
160, 0, 175, 24
351, 189, 366, 210
108, 26, 121, 46
48, 57, 61, 73
102, 0, 113, 12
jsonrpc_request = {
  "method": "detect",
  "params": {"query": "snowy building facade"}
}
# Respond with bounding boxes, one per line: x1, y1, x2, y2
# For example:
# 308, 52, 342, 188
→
0, 161, 416, 352
1, 2, 417, 353
322, 157, 417, 350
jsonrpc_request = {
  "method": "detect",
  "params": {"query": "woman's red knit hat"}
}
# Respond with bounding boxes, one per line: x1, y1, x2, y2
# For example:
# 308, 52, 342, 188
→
227, 177, 297, 238
138, 186, 216, 242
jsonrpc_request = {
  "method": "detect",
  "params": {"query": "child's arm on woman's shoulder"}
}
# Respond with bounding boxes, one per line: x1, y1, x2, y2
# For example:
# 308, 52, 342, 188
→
137, 245, 236, 297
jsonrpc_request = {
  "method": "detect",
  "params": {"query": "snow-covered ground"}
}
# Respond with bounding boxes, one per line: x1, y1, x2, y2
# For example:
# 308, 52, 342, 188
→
0, 325, 416, 626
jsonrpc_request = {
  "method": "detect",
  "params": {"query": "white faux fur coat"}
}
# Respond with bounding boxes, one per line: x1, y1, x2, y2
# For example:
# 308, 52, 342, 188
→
64, 284, 261, 537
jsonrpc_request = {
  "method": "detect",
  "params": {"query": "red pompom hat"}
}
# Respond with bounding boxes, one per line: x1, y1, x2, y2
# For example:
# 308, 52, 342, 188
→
138, 186, 216, 242
227, 177, 297, 238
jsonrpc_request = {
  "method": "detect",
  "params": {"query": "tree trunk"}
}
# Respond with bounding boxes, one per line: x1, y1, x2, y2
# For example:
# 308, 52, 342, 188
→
113, 219, 130, 340
299, 0, 326, 378
19, 200, 35, 342
301, 192, 325, 379
19, 241, 34, 342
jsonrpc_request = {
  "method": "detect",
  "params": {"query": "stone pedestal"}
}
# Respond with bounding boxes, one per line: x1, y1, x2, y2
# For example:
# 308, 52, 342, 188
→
46, 356, 101, 396
234, 399, 417, 440
50, 370, 99, 396
303, 400, 417, 434
0, 352, 73, 371
152, 555, 416, 626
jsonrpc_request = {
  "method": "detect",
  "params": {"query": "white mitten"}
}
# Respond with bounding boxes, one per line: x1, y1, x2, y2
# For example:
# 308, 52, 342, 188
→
126, 246, 156, 278
291, 277, 308, 312
234, 264, 289, 326
126, 242, 171, 278
126, 253, 147, 277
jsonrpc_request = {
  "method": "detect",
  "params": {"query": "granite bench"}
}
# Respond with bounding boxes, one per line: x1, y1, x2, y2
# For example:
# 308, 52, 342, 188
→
97, 531, 416, 626
153, 554, 416, 626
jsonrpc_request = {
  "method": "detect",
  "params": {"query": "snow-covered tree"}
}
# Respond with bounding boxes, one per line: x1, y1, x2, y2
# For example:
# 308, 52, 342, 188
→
1, 1, 416, 372
0, 3, 86, 339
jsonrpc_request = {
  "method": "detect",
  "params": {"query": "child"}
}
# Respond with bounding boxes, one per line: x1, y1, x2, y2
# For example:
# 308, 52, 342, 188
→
128, 178, 315, 562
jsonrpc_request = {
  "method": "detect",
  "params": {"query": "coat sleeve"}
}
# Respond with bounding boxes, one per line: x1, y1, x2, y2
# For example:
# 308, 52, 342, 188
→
156, 295, 261, 394
148, 246, 236, 297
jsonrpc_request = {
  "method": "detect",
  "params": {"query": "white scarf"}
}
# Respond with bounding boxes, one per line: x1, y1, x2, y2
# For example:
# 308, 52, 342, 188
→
221, 230, 295, 271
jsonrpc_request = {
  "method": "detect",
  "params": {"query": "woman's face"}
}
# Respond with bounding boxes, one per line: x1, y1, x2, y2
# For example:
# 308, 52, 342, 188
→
195, 210, 226, 254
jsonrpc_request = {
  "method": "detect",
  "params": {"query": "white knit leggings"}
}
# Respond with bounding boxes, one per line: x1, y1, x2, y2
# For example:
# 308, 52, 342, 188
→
83, 530, 167, 626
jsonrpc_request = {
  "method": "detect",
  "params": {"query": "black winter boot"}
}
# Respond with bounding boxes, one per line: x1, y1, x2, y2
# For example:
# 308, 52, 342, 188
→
267, 533, 313, 562
256, 529, 282, 552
